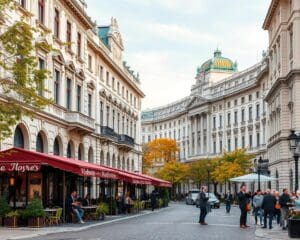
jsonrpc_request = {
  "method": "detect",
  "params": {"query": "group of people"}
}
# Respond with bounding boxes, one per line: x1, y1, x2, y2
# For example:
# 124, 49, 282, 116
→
238, 185, 300, 230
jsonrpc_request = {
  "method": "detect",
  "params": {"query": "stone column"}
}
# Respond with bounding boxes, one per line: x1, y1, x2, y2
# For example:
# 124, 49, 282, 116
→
207, 113, 211, 154
194, 115, 198, 156
189, 117, 193, 157
200, 114, 204, 154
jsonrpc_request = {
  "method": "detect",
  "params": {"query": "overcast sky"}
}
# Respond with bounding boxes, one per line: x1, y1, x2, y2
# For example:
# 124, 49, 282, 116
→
86, 0, 271, 110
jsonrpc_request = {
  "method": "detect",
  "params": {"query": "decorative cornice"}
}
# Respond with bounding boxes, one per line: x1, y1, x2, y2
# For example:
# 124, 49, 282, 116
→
263, 0, 280, 30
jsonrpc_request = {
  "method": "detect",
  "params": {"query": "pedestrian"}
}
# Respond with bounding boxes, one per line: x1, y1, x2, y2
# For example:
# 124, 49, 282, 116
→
253, 189, 264, 225
124, 191, 132, 214
262, 189, 276, 229
198, 186, 209, 225
279, 188, 291, 230
224, 191, 233, 213
273, 191, 281, 225
150, 190, 157, 211
237, 185, 249, 229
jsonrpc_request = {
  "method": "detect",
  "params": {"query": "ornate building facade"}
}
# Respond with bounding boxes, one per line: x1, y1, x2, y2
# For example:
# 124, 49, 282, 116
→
0, 0, 144, 198
142, 0, 299, 193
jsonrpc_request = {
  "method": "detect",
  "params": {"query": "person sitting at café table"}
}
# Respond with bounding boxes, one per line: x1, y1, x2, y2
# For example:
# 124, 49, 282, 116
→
66, 190, 85, 224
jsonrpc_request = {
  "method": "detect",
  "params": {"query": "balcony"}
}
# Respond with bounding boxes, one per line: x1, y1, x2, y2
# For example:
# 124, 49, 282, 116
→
65, 111, 95, 134
100, 126, 118, 141
118, 134, 135, 151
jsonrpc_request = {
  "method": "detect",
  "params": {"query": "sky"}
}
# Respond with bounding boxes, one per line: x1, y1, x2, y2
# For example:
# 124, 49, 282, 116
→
86, 0, 271, 110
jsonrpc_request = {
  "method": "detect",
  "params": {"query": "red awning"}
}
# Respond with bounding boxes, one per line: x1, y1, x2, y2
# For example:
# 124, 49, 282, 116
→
0, 148, 118, 179
131, 172, 172, 188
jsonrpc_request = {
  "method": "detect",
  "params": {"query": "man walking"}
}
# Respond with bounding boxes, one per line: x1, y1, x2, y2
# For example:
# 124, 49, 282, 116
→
237, 185, 248, 228
279, 188, 291, 230
198, 186, 209, 225
253, 189, 264, 225
224, 192, 233, 213
262, 189, 276, 229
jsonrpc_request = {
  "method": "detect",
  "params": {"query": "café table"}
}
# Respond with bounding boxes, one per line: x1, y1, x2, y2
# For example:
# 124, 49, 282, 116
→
81, 205, 97, 220
44, 208, 58, 225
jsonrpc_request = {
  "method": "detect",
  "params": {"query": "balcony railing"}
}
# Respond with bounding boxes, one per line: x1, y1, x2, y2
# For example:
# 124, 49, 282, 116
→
100, 126, 118, 140
118, 134, 135, 146
65, 111, 95, 133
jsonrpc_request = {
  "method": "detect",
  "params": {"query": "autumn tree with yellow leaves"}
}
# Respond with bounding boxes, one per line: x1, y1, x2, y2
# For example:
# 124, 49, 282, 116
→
142, 138, 179, 174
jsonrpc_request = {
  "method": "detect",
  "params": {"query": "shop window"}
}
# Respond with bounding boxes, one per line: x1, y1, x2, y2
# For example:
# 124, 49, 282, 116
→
14, 126, 24, 148
53, 137, 60, 156
67, 141, 74, 158
78, 144, 84, 160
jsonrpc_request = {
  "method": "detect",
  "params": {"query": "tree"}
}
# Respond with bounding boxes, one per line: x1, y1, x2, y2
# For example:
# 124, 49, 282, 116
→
142, 138, 179, 174
0, 0, 53, 141
155, 160, 188, 199
211, 148, 254, 191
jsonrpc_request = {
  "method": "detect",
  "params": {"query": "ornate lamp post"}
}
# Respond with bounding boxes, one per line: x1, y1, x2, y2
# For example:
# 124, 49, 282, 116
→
288, 130, 300, 192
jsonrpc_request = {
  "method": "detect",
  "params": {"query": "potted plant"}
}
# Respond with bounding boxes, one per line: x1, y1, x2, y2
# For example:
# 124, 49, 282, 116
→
96, 202, 109, 220
158, 198, 164, 209
4, 210, 19, 228
161, 189, 170, 207
288, 211, 300, 238
0, 198, 10, 225
22, 198, 46, 227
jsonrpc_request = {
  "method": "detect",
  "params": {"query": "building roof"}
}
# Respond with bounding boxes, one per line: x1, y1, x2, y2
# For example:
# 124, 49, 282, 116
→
198, 49, 237, 73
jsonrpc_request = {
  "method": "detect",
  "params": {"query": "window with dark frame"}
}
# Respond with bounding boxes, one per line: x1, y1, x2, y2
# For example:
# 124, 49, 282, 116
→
66, 78, 72, 110
88, 55, 92, 71
38, 0, 45, 24
77, 32, 81, 57
38, 58, 45, 96
88, 94, 92, 117
100, 101, 103, 126
54, 8, 60, 38
19, 0, 26, 8
66, 21, 72, 50
54, 69, 60, 104
76, 85, 81, 112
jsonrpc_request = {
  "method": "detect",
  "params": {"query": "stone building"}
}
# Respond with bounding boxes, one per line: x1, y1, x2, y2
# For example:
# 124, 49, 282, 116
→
0, 0, 144, 198
142, 0, 299, 193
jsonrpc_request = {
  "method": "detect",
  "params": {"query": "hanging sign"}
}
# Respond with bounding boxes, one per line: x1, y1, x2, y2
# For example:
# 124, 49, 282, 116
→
0, 163, 41, 172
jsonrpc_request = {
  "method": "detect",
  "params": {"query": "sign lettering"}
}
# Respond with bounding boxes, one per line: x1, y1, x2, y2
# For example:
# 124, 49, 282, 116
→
0, 163, 40, 172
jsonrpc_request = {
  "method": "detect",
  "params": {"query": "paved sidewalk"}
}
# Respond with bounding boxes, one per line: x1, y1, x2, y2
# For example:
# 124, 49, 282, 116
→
255, 225, 291, 240
0, 210, 160, 240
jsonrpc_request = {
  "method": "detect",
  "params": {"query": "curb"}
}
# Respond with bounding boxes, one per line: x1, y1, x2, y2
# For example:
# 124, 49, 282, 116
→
7, 208, 168, 240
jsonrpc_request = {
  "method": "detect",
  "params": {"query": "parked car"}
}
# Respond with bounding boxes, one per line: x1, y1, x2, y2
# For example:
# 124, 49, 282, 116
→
195, 192, 220, 209
185, 189, 200, 205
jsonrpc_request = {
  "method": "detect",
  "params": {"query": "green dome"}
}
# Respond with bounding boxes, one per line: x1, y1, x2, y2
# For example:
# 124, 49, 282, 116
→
198, 49, 237, 73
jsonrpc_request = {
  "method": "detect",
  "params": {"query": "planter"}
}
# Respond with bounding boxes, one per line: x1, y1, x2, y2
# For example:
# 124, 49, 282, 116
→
100, 214, 105, 221
288, 218, 300, 238
27, 217, 45, 228
4, 216, 18, 228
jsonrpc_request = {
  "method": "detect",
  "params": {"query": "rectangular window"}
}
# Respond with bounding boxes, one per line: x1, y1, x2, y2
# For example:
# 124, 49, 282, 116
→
54, 69, 60, 104
256, 104, 260, 118
77, 32, 81, 57
134, 96, 136, 107
242, 109, 245, 122
213, 141, 216, 154
106, 106, 110, 126
249, 135, 253, 148
256, 91, 260, 99
100, 66, 103, 81
117, 113, 120, 133
106, 71, 110, 85
242, 136, 245, 148
234, 111, 238, 124
117, 82, 120, 94
290, 30, 293, 57
122, 86, 124, 98
66, 21, 72, 49
88, 55, 92, 71
130, 93, 132, 105
112, 110, 115, 130
100, 101, 103, 126
257, 132, 260, 147
227, 139, 231, 152
88, 94, 92, 117
66, 78, 72, 110
227, 113, 231, 125
54, 8, 60, 38
213, 116, 216, 129
38, 58, 45, 96
219, 115, 222, 128
249, 94, 252, 101
249, 107, 252, 120
126, 90, 129, 100
38, 0, 45, 24
235, 137, 238, 149
76, 85, 81, 112
112, 77, 115, 90
234, 99, 238, 106
219, 140, 223, 153
241, 97, 245, 104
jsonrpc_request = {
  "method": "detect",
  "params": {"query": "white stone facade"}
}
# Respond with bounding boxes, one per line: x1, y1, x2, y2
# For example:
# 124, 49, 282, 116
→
142, 0, 300, 193
0, 0, 144, 198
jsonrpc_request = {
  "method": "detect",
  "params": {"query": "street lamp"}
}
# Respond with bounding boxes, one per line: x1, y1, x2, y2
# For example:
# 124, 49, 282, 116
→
258, 156, 263, 190
288, 130, 300, 192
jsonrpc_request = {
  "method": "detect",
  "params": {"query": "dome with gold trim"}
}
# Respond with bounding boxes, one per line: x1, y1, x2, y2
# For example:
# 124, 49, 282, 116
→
198, 49, 237, 73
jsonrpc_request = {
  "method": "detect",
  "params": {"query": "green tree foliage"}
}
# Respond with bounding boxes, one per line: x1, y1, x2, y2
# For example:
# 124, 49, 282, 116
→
0, 0, 53, 140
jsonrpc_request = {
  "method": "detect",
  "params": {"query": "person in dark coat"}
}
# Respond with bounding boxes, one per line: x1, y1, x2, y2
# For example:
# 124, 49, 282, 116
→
150, 190, 157, 211
237, 185, 248, 228
262, 189, 276, 229
224, 192, 233, 213
65, 190, 85, 224
279, 188, 291, 230
198, 186, 209, 225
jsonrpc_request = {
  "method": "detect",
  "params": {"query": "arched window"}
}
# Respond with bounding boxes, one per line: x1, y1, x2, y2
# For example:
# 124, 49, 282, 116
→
14, 126, 24, 148
88, 147, 93, 163
53, 137, 60, 156
100, 151, 104, 165
78, 144, 84, 160
106, 152, 110, 166
66, 141, 75, 158
112, 154, 116, 168
127, 158, 130, 171
36, 133, 44, 153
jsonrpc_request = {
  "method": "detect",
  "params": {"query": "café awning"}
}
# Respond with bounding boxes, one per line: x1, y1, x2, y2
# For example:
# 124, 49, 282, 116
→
0, 148, 118, 179
138, 174, 172, 188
